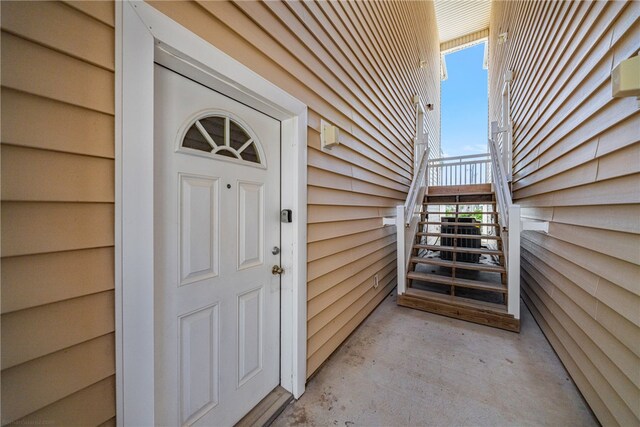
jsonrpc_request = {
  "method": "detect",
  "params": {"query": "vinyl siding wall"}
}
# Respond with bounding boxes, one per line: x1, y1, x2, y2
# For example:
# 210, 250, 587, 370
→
1, 1, 116, 425
152, 1, 440, 375
0, 1, 439, 422
489, 1, 640, 425
148, 0, 441, 377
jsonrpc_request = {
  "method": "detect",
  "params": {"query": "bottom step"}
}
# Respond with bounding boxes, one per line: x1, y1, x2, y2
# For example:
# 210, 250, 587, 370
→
397, 288, 519, 332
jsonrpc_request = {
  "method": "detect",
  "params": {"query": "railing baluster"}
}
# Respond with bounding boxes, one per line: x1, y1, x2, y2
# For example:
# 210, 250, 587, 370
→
426, 153, 492, 186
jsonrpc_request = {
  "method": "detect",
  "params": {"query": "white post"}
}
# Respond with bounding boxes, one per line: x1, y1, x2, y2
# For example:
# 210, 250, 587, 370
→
396, 205, 406, 295
508, 204, 521, 319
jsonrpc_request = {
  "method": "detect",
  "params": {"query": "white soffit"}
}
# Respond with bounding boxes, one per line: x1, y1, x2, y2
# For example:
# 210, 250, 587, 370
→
434, 0, 491, 44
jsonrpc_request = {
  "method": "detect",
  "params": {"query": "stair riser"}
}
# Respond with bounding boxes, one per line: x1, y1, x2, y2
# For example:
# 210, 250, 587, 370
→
417, 233, 501, 240
407, 273, 507, 293
397, 295, 520, 332
413, 244, 503, 256
400, 185, 516, 332
420, 212, 499, 216
419, 222, 500, 227
424, 200, 494, 205
410, 258, 505, 273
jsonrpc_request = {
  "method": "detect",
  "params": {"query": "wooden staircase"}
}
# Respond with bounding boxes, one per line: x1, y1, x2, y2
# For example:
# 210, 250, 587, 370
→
397, 184, 520, 332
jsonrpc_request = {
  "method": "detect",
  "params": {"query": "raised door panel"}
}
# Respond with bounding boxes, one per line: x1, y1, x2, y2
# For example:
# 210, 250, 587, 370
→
179, 303, 219, 426
237, 287, 263, 386
237, 182, 264, 270
179, 174, 219, 286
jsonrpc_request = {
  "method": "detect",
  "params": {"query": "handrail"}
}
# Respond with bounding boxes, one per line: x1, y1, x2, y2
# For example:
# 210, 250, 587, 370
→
429, 158, 490, 168
403, 146, 429, 226
394, 145, 429, 296
489, 135, 520, 320
488, 137, 511, 230
428, 152, 491, 186
429, 152, 490, 163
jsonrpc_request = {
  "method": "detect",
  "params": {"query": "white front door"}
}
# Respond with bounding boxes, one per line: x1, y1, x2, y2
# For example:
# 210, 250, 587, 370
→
154, 64, 281, 426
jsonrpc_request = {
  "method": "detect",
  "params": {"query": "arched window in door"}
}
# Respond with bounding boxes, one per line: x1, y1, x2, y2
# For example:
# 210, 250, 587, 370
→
181, 114, 264, 166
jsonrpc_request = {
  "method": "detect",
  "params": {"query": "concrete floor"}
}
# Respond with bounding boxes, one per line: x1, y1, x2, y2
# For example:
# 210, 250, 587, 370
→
273, 292, 598, 427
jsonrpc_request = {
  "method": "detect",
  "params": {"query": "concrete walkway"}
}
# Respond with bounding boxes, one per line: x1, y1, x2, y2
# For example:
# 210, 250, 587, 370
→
273, 292, 598, 427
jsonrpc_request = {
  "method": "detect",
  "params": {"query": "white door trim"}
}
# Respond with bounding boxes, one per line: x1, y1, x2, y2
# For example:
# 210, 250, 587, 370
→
115, 2, 308, 425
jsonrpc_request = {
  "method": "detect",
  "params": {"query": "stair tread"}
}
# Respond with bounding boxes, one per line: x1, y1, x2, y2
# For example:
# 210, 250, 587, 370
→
419, 221, 499, 226
410, 256, 506, 273
428, 184, 491, 193
426, 192, 493, 197
413, 244, 503, 256
422, 211, 499, 215
404, 287, 508, 314
417, 232, 502, 240
424, 201, 495, 205
407, 270, 507, 293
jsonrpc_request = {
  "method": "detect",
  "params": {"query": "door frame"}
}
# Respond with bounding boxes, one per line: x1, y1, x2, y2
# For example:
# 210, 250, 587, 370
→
115, 2, 308, 425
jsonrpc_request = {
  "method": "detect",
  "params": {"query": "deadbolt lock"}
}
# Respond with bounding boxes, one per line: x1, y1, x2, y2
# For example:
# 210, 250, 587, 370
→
272, 265, 284, 275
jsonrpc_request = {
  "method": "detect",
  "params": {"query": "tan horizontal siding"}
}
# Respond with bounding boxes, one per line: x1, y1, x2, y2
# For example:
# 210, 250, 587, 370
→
308, 227, 396, 262
2, 291, 115, 370
1, 202, 114, 257
0, 1, 115, 425
1, 88, 114, 158
308, 218, 386, 243
147, 0, 440, 378
308, 205, 395, 223
308, 234, 397, 282
308, 165, 407, 200
64, 1, 114, 27
308, 245, 396, 301
306, 113, 412, 182
1, 334, 115, 423
489, 1, 640, 425
1, 145, 114, 202
307, 278, 396, 377
1, 248, 114, 314
307, 269, 397, 356
308, 186, 402, 208
1, 0, 114, 70
1, 32, 113, 115
545, 222, 639, 265
10, 376, 116, 427
308, 261, 397, 337
521, 288, 618, 427
308, 147, 410, 192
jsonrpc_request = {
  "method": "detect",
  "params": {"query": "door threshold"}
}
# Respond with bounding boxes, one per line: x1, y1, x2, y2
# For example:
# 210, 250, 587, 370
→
235, 386, 293, 427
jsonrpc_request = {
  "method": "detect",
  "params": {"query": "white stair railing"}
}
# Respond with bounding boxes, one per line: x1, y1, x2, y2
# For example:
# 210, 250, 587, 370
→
388, 132, 544, 313
488, 136, 521, 319
392, 147, 429, 296
428, 153, 491, 186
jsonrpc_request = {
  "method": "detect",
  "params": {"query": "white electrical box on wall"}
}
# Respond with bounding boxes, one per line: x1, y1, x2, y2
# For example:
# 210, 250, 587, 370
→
320, 119, 340, 151
612, 54, 640, 98
504, 70, 514, 83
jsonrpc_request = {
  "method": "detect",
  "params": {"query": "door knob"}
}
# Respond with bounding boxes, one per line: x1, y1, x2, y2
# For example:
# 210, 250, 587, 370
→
272, 265, 284, 275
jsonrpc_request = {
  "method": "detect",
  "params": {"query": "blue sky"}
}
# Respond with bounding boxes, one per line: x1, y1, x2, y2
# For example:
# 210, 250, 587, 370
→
441, 43, 488, 158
